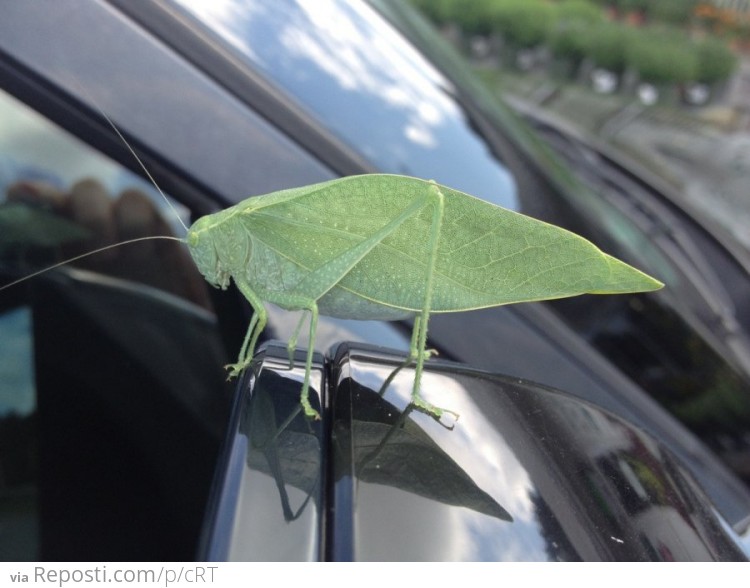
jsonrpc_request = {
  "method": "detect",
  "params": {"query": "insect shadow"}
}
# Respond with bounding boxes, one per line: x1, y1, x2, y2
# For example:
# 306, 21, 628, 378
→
237, 342, 512, 524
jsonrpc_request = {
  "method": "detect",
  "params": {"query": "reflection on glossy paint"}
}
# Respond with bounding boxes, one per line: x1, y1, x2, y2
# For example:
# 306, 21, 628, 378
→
174, 0, 517, 208
335, 352, 549, 561
342, 383, 511, 520
216, 347, 325, 561
331, 345, 749, 560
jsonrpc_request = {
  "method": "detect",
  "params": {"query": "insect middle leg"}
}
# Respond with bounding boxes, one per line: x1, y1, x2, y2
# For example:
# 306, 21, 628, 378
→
262, 291, 323, 420
299, 302, 319, 419
286, 310, 310, 369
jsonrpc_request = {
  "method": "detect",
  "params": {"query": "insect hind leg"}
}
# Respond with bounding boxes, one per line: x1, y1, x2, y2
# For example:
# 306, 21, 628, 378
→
408, 182, 459, 423
376, 315, 437, 399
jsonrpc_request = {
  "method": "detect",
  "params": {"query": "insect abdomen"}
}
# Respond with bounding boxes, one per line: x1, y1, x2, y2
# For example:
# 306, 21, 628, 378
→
317, 285, 414, 320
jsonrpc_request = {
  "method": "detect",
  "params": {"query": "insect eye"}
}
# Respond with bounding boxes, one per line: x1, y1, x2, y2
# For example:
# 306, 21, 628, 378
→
188, 231, 199, 247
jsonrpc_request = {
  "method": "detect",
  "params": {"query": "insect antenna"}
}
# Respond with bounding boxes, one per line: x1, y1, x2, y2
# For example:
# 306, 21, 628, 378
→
86, 98, 190, 235
0, 235, 187, 292
1, 89, 199, 293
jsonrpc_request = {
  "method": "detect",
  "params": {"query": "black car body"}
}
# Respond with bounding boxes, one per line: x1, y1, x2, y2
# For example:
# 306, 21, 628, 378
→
0, 0, 749, 561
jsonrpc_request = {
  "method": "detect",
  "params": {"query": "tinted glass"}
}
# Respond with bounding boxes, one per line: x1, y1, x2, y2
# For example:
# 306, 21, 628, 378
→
0, 89, 231, 560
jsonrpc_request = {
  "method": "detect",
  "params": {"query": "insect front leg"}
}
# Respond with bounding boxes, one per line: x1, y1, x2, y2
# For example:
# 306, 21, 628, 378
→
226, 279, 268, 379
234, 311, 259, 366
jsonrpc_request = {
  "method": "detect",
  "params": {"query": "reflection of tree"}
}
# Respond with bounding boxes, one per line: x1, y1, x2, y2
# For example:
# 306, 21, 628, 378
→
597, 299, 750, 433
529, 492, 581, 562
507, 384, 749, 560
0, 202, 89, 256
1, 183, 211, 308
555, 270, 750, 485
595, 426, 677, 517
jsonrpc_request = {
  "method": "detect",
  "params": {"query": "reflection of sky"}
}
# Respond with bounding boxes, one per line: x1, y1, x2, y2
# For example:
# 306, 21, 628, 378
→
175, 0, 518, 209
230, 465, 319, 560
0, 307, 35, 417
0, 90, 190, 236
411, 373, 549, 560
352, 364, 550, 560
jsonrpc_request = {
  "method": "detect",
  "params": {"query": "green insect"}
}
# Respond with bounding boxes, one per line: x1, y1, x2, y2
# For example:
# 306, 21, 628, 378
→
186, 173, 663, 420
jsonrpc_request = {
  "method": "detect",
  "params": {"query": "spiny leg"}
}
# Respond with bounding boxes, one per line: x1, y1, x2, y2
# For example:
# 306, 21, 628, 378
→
226, 280, 268, 378
376, 315, 437, 399
406, 314, 439, 366
409, 183, 458, 421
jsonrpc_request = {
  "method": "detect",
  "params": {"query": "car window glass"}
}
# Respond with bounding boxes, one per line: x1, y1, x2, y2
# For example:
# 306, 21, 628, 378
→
0, 89, 214, 306
0, 93, 190, 233
172, 0, 518, 209
0, 88, 229, 560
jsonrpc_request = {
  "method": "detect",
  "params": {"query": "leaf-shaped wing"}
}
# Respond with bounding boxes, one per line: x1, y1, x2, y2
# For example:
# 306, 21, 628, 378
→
239, 175, 662, 314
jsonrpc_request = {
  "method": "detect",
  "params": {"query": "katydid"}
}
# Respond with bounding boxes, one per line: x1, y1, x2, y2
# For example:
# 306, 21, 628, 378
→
2, 172, 663, 421
186, 173, 663, 420
0, 92, 662, 422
